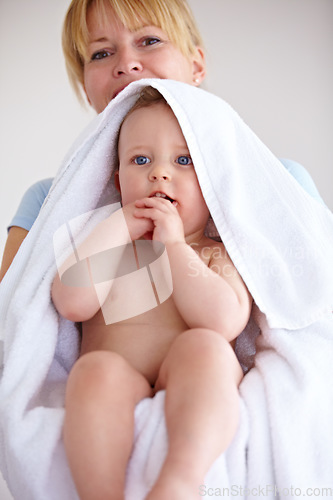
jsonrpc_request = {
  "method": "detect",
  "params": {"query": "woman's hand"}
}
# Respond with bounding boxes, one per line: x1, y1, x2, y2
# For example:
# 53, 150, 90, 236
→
133, 197, 185, 244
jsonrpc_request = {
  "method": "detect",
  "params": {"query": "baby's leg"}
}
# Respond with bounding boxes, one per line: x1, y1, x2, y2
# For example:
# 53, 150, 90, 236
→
147, 328, 243, 500
64, 350, 152, 500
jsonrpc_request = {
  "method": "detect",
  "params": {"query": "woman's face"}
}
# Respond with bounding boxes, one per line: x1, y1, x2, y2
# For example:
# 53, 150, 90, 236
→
83, 2, 206, 113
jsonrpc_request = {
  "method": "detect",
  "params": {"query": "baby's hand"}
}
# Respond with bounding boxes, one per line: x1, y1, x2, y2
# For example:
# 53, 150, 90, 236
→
134, 197, 185, 244
122, 201, 154, 241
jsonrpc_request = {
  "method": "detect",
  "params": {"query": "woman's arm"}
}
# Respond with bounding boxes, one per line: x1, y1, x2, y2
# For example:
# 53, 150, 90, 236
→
0, 178, 53, 282
0, 226, 28, 282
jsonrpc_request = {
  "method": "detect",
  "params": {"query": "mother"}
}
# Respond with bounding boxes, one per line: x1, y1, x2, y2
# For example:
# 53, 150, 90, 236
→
0, 0, 323, 281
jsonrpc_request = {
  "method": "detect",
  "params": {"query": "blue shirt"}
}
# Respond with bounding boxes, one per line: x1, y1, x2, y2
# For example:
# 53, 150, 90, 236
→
9, 178, 53, 231
8, 160, 324, 232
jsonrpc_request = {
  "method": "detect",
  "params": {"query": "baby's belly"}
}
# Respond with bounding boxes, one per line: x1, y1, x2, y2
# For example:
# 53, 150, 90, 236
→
81, 298, 188, 385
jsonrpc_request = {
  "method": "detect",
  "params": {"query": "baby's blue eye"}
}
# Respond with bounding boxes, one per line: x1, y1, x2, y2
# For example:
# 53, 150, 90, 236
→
134, 156, 150, 165
176, 155, 192, 166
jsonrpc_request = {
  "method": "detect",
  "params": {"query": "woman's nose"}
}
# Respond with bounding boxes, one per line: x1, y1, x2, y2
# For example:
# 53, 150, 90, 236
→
113, 47, 143, 77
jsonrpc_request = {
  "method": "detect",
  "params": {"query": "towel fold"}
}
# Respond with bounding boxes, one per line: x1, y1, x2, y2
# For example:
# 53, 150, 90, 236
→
0, 79, 332, 499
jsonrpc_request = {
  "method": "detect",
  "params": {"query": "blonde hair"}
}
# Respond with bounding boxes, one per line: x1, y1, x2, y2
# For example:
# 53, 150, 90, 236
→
62, 0, 204, 102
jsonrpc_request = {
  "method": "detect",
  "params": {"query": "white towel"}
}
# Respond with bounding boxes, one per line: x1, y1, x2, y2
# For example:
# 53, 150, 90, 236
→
0, 79, 332, 499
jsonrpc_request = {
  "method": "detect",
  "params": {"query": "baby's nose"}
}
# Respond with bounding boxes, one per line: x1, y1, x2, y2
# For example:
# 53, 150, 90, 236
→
149, 164, 171, 181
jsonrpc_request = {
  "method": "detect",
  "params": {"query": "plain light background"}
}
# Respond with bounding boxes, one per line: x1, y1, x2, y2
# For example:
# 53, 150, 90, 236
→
0, 0, 332, 498
1, 0, 333, 261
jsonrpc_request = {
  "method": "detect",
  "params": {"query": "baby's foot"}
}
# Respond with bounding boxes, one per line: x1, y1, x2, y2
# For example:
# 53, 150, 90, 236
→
145, 475, 201, 500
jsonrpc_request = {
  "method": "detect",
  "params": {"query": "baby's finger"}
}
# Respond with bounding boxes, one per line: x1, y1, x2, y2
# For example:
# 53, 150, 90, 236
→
135, 197, 177, 211
133, 207, 169, 224
134, 198, 148, 208
133, 207, 154, 219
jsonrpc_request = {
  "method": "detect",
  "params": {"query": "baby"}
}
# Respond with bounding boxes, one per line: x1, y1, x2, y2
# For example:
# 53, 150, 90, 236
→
52, 87, 252, 500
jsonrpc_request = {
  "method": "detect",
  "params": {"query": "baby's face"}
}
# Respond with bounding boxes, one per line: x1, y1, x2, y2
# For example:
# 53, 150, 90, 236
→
117, 102, 210, 236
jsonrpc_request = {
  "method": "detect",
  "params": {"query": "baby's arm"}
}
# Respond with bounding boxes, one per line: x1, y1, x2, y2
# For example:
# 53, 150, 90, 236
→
51, 203, 153, 322
134, 197, 252, 342
166, 241, 252, 342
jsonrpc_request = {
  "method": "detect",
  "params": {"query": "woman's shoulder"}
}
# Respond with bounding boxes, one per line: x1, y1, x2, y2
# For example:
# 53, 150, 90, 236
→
8, 178, 54, 232
279, 158, 324, 203
26, 177, 54, 200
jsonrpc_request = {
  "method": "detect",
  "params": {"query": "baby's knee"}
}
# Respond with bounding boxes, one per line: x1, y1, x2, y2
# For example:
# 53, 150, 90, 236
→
67, 351, 152, 402
174, 328, 241, 378
174, 328, 229, 356
67, 350, 128, 393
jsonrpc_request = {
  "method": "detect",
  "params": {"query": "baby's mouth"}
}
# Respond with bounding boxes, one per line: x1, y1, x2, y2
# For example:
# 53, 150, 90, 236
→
151, 192, 176, 204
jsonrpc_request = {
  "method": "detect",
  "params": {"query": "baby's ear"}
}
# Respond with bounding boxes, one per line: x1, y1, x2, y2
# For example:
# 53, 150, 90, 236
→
114, 170, 121, 193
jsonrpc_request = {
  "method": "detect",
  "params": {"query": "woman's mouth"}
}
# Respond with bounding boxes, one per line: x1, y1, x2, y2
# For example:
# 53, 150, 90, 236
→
113, 86, 127, 99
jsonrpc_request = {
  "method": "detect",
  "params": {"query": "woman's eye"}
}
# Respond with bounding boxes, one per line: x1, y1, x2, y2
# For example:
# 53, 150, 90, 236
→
141, 37, 161, 47
91, 50, 111, 61
134, 156, 150, 165
176, 155, 192, 166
